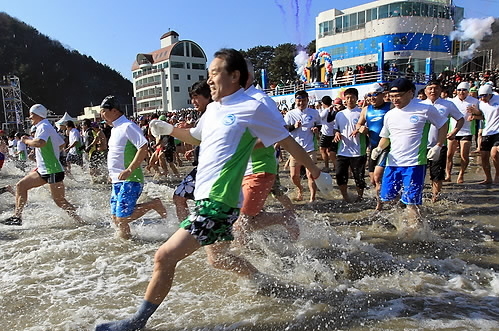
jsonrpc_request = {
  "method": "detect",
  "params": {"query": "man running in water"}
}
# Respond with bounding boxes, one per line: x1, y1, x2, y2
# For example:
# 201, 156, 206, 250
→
1, 104, 84, 226
95, 48, 332, 331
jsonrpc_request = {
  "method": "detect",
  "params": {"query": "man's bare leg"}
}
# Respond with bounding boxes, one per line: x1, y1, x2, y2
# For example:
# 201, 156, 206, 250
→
492, 146, 499, 184
446, 139, 458, 181
96, 229, 201, 331
114, 198, 168, 239
14, 171, 46, 218
479, 150, 492, 184
49, 181, 85, 225
172, 195, 189, 222
290, 165, 304, 201
457, 140, 471, 183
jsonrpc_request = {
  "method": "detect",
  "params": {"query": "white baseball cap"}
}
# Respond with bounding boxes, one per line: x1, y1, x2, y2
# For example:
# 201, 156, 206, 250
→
478, 84, 493, 96
368, 83, 385, 93
29, 104, 48, 118
456, 82, 470, 90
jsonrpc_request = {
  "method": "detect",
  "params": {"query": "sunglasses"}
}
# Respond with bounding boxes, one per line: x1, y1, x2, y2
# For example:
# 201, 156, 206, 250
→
479, 94, 488, 98
367, 92, 381, 97
456, 89, 468, 91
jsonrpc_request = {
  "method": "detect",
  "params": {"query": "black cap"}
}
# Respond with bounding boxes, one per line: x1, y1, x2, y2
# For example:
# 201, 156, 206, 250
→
295, 90, 308, 99
100, 95, 121, 111
389, 78, 415, 93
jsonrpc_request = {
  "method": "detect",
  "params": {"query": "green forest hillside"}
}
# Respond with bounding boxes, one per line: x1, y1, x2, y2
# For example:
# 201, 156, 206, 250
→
0, 12, 133, 119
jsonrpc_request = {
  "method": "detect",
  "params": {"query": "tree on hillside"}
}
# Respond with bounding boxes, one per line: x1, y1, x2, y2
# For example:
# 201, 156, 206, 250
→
268, 43, 298, 85
240, 45, 275, 86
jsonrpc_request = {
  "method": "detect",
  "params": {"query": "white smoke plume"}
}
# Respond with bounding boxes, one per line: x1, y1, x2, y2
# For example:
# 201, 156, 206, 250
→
450, 17, 495, 59
295, 49, 309, 78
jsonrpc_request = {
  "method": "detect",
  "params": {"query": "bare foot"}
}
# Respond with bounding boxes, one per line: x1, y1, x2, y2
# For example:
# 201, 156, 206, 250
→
444, 177, 451, 182
293, 191, 304, 201
478, 180, 492, 185
456, 176, 464, 184
282, 210, 300, 241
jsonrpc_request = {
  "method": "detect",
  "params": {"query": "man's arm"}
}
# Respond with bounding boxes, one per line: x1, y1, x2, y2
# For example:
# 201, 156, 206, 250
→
170, 127, 201, 146
377, 137, 390, 150
278, 136, 320, 179
447, 117, 464, 140
117, 144, 149, 180
22, 137, 46, 148
437, 122, 449, 146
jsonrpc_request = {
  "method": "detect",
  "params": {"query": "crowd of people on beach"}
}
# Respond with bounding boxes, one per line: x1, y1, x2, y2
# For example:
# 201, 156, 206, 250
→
0, 48, 498, 330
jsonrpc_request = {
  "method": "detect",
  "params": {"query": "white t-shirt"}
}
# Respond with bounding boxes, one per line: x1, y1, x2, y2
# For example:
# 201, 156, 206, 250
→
380, 99, 448, 167
16, 140, 27, 160
320, 107, 336, 136
107, 115, 148, 183
284, 107, 321, 152
450, 95, 479, 136
68, 128, 82, 155
334, 107, 367, 157
34, 119, 65, 175
479, 94, 499, 136
190, 88, 289, 208
420, 98, 463, 147
244, 86, 285, 176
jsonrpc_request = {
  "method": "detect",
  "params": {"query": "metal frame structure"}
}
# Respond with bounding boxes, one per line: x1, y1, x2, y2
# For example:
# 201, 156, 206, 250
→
1, 75, 24, 133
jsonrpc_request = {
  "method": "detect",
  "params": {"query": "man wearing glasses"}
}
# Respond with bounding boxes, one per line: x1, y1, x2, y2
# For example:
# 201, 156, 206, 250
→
421, 80, 464, 202
371, 78, 448, 236
447, 82, 479, 183
353, 83, 392, 210
468, 84, 499, 184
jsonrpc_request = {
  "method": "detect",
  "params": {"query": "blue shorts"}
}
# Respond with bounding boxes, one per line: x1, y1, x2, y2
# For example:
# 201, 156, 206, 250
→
380, 165, 426, 205
110, 181, 144, 218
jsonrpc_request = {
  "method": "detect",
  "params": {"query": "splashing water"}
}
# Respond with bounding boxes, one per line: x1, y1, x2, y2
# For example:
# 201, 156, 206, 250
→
1, 158, 499, 330
450, 17, 495, 59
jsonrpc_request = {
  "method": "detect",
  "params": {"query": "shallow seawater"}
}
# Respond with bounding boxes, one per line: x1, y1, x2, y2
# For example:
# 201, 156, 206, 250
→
0, 158, 498, 331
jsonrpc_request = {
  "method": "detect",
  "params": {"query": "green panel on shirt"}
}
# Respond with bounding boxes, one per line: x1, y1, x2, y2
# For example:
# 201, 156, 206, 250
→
210, 129, 257, 208
40, 137, 63, 174
418, 123, 431, 165
124, 140, 144, 183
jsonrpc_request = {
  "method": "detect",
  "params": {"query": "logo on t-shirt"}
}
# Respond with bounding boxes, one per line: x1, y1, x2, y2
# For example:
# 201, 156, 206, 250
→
410, 115, 419, 123
371, 116, 383, 122
223, 114, 236, 126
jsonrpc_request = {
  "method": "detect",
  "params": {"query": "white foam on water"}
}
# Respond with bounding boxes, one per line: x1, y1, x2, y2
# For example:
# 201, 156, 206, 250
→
1, 163, 499, 330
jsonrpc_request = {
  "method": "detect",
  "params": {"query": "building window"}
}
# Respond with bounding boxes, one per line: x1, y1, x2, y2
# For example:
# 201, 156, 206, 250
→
186, 63, 191, 69
199, 75, 204, 80
174, 86, 180, 92
349, 13, 357, 29
171, 43, 185, 56
389, 3, 401, 17
358, 11, 365, 25
171, 61, 185, 69
192, 44, 204, 58
187, 74, 191, 80
173, 74, 179, 80
378, 5, 389, 19
335, 16, 342, 33
192, 63, 205, 70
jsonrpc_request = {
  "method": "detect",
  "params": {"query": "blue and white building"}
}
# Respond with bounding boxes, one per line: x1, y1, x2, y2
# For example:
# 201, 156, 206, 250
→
316, 0, 464, 74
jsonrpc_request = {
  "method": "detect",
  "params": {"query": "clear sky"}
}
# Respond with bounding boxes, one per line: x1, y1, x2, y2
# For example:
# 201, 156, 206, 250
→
2, 0, 497, 81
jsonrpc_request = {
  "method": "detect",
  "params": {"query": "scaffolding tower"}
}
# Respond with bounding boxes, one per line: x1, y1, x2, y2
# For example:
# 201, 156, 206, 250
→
1, 75, 24, 133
